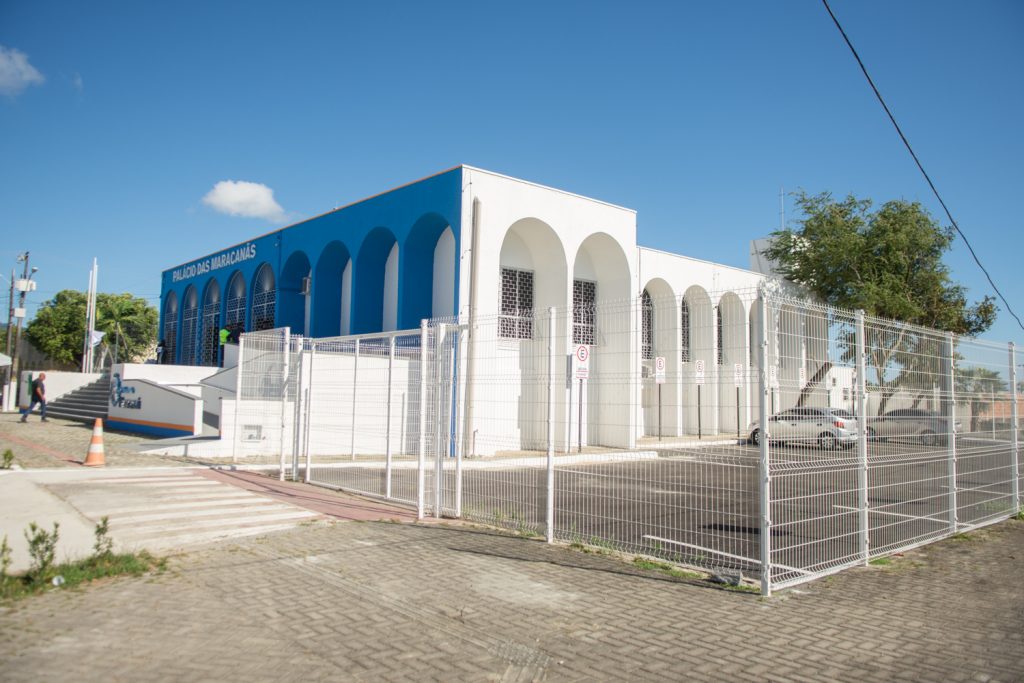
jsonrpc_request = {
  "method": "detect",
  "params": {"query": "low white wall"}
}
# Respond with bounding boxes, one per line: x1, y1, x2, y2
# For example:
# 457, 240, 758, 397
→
17, 371, 101, 407
119, 363, 217, 384
106, 377, 202, 437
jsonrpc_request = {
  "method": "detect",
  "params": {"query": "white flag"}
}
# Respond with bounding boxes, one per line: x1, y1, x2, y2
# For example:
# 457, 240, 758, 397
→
90, 330, 106, 347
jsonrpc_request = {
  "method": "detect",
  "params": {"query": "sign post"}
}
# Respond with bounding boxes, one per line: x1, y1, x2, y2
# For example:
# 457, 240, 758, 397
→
574, 345, 590, 453
655, 356, 666, 441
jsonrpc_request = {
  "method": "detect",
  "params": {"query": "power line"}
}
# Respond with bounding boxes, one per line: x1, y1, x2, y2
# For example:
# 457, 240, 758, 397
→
820, 0, 1023, 333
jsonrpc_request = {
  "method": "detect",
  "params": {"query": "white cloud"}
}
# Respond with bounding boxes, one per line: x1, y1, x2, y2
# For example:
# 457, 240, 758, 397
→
72, 72, 83, 92
202, 180, 286, 222
0, 45, 45, 97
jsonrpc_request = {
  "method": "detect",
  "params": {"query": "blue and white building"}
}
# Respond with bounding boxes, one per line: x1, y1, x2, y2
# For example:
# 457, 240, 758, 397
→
153, 166, 784, 448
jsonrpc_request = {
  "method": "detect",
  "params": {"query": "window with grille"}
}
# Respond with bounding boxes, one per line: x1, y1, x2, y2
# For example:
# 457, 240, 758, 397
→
162, 293, 178, 365
641, 289, 653, 360
573, 279, 596, 345
499, 267, 534, 339
181, 304, 198, 366
163, 321, 177, 364
681, 299, 690, 363
251, 265, 276, 332
226, 273, 246, 328
716, 306, 723, 365
200, 305, 220, 366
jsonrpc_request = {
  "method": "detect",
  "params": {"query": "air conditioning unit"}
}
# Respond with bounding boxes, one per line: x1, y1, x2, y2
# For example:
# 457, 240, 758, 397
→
301, 276, 312, 295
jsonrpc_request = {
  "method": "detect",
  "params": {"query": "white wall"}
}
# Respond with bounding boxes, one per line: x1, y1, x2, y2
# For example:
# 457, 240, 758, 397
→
118, 363, 218, 384
383, 243, 399, 331
433, 227, 456, 318
457, 167, 639, 453
341, 260, 352, 336
17, 371, 101, 407
107, 378, 202, 436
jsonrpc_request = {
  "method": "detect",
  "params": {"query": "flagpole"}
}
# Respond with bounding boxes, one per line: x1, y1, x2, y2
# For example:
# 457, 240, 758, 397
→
82, 259, 98, 372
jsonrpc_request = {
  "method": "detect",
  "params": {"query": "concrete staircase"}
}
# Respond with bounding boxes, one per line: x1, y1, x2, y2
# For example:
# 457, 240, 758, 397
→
47, 374, 110, 423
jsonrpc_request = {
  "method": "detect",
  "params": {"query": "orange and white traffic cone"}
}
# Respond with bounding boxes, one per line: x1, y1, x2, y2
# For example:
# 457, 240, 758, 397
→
84, 418, 106, 467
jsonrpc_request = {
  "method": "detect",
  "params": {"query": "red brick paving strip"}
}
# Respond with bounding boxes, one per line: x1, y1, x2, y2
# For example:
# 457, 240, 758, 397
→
1, 429, 83, 465
196, 468, 420, 522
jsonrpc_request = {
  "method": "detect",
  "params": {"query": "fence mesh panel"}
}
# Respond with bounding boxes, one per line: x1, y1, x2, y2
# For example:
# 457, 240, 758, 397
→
231, 289, 1021, 594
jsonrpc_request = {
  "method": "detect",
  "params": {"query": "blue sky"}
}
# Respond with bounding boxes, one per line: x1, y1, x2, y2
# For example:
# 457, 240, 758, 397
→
1, 1, 1022, 344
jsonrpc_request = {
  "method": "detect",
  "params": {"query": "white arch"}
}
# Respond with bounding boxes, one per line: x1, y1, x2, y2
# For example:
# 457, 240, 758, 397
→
432, 227, 455, 318
382, 243, 399, 332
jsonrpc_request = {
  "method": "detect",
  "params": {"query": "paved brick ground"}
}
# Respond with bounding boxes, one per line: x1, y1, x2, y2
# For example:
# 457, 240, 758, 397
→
1, 512, 1021, 681
0, 413, 201, 468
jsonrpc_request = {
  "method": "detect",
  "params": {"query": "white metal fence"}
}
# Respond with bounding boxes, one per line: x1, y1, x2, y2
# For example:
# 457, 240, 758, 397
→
232, 289, 1021, 594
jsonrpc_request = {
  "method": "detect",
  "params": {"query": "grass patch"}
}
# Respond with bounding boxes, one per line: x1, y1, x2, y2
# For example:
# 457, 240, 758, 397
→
868, 557, 892, 566
1, 449, 13, 469
1014, 510, 1024, 522
0, 516, 165, 603
1, 551, 164, 602
632, 557, 703, 580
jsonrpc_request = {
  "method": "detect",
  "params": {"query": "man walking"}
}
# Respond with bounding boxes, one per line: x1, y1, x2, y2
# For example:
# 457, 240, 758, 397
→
20, 372, 47, 423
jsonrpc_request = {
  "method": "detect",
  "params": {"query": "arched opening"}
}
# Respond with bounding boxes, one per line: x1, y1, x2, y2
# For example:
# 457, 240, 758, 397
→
498, 218, 568, 339
279, 251, 312, 336
683, 285, 714, 435
573, 232, 634, 448
225, 271, 246, 331
717, 292, 746, 434
482, 218, 567, 452
161, 292, 178, 365
312, 241, 351, 338
250, 263, 276, 331
639, 279, 678, 438
199, 279, 221, 367
400, 213, 455, 328
180, 285, 199, 366
353, 227, 398, 334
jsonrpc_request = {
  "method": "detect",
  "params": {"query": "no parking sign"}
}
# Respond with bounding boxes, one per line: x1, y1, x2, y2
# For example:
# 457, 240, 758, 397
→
574, 344, 591, 379
654, 356, 666, 384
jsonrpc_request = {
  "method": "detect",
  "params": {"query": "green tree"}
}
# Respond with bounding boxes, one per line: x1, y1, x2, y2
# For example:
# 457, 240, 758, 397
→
25, 290, 157, 367
765, 192, 996, 413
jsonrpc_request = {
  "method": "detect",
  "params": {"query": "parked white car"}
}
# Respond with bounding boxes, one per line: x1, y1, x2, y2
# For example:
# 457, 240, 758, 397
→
749, 407, 859, 450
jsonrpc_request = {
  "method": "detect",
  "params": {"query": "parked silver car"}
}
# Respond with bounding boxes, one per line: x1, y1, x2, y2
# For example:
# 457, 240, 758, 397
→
749, 407, 859, 450
865, 408, 960, 447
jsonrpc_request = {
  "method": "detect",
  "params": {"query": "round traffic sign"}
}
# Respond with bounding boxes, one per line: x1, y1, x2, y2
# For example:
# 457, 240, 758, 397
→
575, 345, 590, 363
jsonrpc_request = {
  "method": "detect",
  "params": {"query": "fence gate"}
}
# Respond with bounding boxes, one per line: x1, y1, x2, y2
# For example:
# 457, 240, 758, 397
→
292, 321, 463, 516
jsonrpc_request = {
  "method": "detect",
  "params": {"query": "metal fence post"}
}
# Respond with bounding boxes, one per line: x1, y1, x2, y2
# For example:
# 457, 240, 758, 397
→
350, 338, 360, 461
231, 334, 244, 463
435, 324, 446, 519
386, 335, 395, 500
946, 333, 958, 532
547, 306, 556, 544
279, 328, 290, 482
757, 291, 772, 596
418, 320, 428, 521
304, 343, 315, 483
1010, 342, 1020, 512
855, 310, 869, 564
451, 327, 462, 519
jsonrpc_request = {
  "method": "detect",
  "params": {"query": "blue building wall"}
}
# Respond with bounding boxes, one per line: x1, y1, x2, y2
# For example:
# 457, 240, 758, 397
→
159, 167, 463, 365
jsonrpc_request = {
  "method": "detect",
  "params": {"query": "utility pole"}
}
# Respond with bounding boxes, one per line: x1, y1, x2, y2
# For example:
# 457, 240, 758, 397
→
10, 252, 38, 395
5, 268, 14, 356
